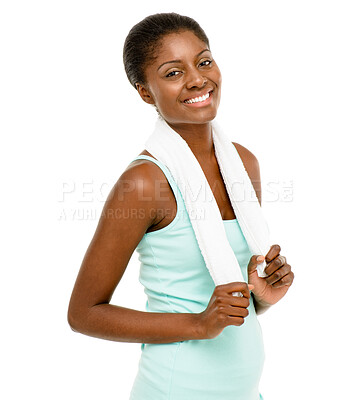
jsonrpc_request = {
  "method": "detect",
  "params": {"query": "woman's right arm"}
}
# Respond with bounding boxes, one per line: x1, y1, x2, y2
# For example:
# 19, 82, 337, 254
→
67, 161, 253, 344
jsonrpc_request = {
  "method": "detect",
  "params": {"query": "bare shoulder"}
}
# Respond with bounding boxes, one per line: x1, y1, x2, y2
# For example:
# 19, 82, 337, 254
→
123, 150, 164, 181
111, 150, 163, 197
106, 150, 165, 214
105, 149, 172, 227
232, 142, 260, 171
232, 142, 262, 205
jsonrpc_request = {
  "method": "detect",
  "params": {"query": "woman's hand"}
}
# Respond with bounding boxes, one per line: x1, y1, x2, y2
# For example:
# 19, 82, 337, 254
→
247, 244, 294, 307
196, 282, 254, 339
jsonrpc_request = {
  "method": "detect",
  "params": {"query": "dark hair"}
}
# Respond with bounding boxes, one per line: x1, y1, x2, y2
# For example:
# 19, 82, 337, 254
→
123, 12, 210, 89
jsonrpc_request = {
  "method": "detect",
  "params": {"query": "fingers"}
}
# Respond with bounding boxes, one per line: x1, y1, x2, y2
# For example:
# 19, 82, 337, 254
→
218, 300, 250, 327
226, 306, 249, 326
217, 302, 249, 317
203, 281, 255, 336
271, 271, 294, 288
216, 282, 252, 299
226, 295, 250, 309
225, 304, 249, 318
214, 284, 251, 313
264, 253, 295, 288
265, 244, 281, 263
247, 254, 265, 274
264, 254, 287, 276
265, 263, 291, 286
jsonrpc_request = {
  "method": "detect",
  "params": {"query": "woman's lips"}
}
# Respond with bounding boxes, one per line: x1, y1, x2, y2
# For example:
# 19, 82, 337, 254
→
183, 90, 213, 107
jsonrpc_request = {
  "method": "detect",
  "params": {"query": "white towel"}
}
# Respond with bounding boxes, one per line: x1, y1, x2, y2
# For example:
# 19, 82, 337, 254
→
145, 116, 271, 288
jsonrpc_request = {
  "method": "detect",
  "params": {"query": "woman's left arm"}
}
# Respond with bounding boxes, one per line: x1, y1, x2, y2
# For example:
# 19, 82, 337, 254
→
232, 143, 295, 315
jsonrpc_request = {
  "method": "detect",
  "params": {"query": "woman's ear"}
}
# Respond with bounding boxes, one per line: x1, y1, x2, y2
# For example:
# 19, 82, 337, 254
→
135, 83, 155, 105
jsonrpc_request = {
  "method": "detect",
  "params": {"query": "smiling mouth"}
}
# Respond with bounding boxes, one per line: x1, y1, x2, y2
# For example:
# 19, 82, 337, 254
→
183, 90, 213, 104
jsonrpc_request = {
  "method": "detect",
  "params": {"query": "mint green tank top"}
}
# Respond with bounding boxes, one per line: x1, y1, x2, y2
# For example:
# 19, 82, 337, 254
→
129, 155, 265, 400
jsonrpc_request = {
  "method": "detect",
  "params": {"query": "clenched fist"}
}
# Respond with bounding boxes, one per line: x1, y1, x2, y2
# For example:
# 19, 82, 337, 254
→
196, 281, 254, 339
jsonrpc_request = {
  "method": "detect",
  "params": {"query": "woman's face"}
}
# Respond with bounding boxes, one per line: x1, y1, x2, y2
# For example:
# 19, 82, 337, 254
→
137, 30, 222, 129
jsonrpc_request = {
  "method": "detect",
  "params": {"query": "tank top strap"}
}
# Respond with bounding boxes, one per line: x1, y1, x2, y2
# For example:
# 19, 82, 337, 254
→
129, 155, 186, 211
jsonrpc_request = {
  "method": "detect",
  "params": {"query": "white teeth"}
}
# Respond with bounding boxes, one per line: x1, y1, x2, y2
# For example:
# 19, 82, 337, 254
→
185, 91, 211, 104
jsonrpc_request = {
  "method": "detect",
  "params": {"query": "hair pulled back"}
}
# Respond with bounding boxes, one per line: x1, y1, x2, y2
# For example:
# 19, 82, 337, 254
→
123, 12, 210, 89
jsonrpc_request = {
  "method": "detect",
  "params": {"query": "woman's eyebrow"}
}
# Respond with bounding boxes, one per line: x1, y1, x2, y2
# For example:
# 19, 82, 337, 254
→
157, 49, 211, 71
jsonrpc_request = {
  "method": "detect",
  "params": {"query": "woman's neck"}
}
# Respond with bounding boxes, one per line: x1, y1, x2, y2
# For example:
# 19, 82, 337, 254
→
165, 121, 215, 160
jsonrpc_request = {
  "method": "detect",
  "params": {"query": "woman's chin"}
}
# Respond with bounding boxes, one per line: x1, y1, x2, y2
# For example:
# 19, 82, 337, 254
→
159, 107, 219, 126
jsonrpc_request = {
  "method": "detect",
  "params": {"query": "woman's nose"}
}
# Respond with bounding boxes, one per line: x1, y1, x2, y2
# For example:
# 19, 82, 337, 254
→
185, 68, 207, 89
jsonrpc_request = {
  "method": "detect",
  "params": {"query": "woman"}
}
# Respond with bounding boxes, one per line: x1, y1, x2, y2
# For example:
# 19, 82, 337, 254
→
68, 12, 294, 400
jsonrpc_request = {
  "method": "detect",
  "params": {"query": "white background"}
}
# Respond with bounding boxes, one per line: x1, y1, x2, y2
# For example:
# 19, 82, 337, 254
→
1, 1, 350, 399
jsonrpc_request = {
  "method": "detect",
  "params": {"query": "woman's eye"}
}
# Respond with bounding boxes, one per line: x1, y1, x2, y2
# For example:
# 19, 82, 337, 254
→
166, 70, 181, 78
199, 59, 213, 67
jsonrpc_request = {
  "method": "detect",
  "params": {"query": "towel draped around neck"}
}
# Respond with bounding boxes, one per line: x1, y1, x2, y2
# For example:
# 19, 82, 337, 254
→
145, 116, 271, 288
